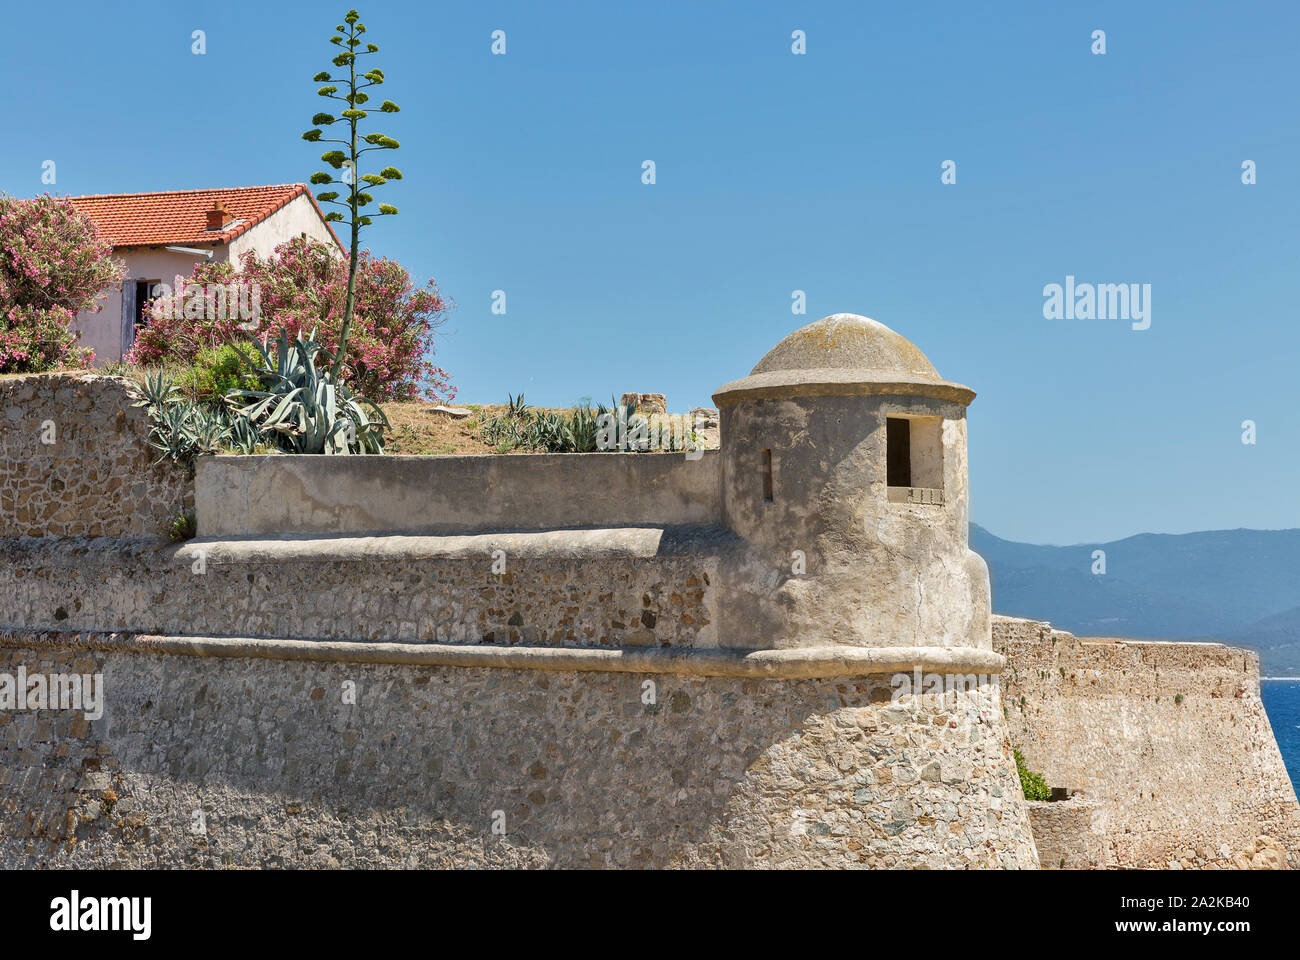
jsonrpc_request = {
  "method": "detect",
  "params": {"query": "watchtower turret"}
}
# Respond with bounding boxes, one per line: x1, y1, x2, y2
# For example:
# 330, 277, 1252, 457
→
712, 313, 990, 650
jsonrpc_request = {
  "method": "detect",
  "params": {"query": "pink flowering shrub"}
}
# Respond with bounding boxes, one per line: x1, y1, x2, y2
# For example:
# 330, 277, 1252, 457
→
0, 194, 122, 372
128, 236, 454, 402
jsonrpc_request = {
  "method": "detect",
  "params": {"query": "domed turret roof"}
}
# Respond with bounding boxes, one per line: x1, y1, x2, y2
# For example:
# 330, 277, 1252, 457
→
752, 314, 941, 379
712, 313, 975, 406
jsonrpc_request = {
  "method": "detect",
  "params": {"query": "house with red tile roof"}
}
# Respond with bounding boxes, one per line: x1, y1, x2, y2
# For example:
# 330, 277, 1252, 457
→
66, 184, 344, 363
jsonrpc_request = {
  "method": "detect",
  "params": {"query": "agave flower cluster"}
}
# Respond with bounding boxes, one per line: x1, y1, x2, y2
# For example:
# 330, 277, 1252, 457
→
0, 194, 122, 372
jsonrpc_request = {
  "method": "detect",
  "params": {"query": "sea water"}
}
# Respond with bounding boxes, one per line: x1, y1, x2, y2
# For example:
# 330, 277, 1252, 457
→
1262, 678, 1300, 792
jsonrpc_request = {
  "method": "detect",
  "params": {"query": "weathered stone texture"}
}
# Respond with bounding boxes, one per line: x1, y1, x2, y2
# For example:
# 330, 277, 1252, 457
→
996, 615, 1300, 869
621, 393, 667, 414
1, 349, 1293, 872
1026, 798, 1109, 869
0, 636, 1037, 869
0, 373, 192, 538
197, 449, 722, 538
0, 538, 719, 648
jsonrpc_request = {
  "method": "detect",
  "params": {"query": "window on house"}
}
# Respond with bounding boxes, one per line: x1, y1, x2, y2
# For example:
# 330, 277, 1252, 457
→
134, 280, 162, 331
761, 448, 774, 503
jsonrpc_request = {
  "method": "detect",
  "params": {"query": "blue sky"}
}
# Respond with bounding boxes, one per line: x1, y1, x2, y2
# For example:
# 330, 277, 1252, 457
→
4, 1, 1298, 544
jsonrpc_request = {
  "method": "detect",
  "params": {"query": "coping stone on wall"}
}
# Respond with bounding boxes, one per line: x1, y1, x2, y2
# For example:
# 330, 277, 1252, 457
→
0, 630, 1006, 679
171, 524, 736, 564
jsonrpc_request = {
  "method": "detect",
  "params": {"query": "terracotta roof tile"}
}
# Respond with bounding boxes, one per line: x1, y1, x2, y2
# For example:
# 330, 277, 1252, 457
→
64, 184, 344, 252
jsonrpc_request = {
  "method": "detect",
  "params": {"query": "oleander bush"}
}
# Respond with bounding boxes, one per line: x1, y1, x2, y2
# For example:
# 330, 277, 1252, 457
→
127, 235, 453, 402
0, 193, 125, 372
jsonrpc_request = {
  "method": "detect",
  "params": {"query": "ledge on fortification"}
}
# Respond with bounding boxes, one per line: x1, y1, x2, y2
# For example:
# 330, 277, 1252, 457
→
172, 525, 739, 563
0, 525, 742, 564
0, 630, 1006, 679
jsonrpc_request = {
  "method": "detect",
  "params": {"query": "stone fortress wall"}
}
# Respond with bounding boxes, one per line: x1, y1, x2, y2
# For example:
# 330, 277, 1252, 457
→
0, 630, 1032, 869
994, 615, 1300, 869
0, 319, 1296, 869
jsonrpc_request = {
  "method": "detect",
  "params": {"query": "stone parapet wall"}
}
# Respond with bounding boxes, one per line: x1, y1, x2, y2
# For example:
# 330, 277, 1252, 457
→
0, 631, 1037, 869
994, 615, 1300, 869
197, 449, 722, 537
0, 373, 192, 538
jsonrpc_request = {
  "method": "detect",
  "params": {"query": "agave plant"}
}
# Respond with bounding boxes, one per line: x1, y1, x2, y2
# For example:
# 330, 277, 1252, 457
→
228, 330, 389, 454
566, 402, 601, 453
130, 370, 181, 411
523, 411, 573, 451
225, 412, 263, 455
128, 373, 225, 463
479, 393, 617, 454
138, 396, 230, 463
505, 392, 531, 419
188, 404, 233, 455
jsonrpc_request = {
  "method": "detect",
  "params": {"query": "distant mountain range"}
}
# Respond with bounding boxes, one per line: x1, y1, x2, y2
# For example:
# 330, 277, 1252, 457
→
971, 525, 1300, 675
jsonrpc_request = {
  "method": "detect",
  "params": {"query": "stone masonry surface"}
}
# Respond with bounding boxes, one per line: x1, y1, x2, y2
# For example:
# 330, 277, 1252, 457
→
0, 536, 722, 649
995, 615, 1300, 869
2, 364, 1297, 870
1026, 798, 1108, 870
0, 373, 193, 538
0, 633, 1036, 869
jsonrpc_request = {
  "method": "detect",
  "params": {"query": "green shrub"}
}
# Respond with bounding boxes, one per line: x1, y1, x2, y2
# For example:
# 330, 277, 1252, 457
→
179, 344, 261, 402
1014, 747, 1051, 801
166, 512, 197, 542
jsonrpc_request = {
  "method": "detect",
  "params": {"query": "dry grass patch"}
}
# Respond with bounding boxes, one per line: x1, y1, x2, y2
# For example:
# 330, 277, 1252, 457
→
381, 403, 494, 455
381, 403, 583, 455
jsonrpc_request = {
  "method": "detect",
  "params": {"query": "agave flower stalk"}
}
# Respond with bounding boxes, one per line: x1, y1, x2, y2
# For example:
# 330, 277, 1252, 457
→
301, 8, 403, 381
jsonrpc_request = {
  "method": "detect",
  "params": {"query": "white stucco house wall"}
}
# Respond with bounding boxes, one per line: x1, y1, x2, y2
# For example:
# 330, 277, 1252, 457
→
66, 184, 344, 364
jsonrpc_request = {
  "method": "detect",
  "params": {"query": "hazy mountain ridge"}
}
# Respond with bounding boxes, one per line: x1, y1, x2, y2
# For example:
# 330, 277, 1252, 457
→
972, 524, 1300, 674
